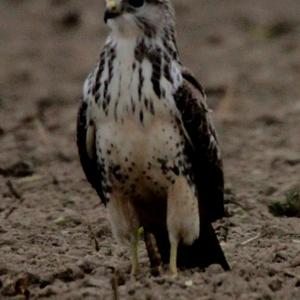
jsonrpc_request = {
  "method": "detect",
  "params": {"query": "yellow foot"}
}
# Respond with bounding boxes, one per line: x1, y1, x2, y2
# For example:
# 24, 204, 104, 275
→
169, 240, 178, 278
130, 250, 140, 276
130, 230, 140, 276
169, 269, 178, 278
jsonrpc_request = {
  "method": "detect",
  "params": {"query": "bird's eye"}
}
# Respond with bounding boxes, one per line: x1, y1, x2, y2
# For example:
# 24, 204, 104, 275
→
128, 0, 145, 8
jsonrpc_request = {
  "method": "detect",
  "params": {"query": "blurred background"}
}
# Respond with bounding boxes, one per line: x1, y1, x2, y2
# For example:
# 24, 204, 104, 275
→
0, 0, 299, 299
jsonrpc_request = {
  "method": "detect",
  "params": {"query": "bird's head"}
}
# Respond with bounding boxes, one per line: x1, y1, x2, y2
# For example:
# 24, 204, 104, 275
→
104, 0, 175, 38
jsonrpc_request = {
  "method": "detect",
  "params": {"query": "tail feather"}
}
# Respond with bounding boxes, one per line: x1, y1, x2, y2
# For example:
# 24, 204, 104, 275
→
149, 220, 230, 271
178, 221, 230, 270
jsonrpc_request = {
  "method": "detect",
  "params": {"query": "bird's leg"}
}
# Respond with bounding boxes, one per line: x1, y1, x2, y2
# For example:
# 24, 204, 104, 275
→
130, 229, 140, 275
169, 238, 178, 277
144, 230, 163, 276
167, 176, 200, 277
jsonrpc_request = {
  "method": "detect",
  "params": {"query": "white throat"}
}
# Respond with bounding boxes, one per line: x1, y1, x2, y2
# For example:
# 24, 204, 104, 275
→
88, 32, 183, 126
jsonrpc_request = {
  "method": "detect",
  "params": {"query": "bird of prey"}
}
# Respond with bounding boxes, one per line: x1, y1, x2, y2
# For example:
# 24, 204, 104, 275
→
77, 0, 229, 276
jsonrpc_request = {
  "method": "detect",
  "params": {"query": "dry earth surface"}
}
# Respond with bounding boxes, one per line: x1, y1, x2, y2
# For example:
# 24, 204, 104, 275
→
0, 0, 300, 299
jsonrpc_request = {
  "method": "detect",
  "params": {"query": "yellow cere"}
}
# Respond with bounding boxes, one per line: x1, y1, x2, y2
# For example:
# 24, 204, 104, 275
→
106, 0, 118, 11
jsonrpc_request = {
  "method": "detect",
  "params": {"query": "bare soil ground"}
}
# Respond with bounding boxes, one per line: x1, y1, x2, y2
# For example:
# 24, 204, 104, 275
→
0, 0, 300, 299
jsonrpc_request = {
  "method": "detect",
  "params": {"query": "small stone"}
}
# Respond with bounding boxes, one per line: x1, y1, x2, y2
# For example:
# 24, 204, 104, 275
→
54, 267, 83, 283
54, 215, 81, 227
184, 280, 193, 287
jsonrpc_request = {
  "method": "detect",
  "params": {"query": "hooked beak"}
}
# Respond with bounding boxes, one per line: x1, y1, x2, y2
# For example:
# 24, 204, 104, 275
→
104, 0, 121, 23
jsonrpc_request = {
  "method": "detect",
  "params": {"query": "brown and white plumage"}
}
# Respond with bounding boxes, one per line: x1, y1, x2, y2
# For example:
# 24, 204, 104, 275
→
77, 0, 229, 275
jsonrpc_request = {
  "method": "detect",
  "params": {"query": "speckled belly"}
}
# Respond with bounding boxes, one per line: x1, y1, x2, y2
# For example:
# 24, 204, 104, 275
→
96, 116, 189, 201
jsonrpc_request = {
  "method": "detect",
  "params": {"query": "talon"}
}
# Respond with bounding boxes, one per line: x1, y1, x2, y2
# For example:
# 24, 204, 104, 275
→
131, 266, 140, 276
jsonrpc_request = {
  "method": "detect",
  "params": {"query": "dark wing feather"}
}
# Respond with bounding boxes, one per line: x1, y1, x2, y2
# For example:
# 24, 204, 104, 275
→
175, 69, 225, 222
77, 101, 107, 205
182, 68, 206, 98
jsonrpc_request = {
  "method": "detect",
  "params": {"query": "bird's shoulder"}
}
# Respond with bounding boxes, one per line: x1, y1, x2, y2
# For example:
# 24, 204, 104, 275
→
175, 67, 219, 156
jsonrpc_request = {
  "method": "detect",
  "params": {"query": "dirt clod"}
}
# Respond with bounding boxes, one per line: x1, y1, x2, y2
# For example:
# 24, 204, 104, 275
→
54, 267, 84, 283
0, 161, 34, 178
